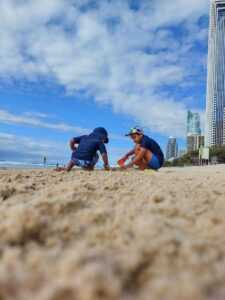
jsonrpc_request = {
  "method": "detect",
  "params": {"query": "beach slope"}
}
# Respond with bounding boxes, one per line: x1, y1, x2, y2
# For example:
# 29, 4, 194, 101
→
0, 166, 224, 300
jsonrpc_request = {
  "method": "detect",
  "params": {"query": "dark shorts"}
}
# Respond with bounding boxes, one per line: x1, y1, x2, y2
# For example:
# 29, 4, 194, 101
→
71, 152, 99, 168
148, 154, 161, 170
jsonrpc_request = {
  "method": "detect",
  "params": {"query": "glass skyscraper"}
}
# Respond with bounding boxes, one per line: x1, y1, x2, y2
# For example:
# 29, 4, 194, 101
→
166, 137, 178, 160
206, 0, 225, 146
187, 111, 201, 136
186, 111, 204, 152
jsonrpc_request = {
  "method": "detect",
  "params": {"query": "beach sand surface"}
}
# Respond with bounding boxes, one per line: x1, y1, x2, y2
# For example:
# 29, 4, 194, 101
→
0, 166, 225, 300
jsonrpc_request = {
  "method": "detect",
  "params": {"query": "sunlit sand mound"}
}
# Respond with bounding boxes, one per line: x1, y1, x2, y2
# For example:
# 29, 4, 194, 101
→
0, 166, 225, 300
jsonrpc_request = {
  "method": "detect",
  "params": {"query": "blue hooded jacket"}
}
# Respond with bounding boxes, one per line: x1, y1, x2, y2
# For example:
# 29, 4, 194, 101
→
72, 127, 108, 161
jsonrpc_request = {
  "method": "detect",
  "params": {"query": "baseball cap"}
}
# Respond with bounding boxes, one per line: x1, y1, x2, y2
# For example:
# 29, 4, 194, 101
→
125, 127, 144, 136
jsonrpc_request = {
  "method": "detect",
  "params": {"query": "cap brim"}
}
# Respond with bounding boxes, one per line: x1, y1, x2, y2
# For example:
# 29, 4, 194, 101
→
125, 132, 138, 136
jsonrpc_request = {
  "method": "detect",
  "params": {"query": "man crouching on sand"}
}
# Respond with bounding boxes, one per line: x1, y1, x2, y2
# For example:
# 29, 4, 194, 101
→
65, 127, 110, 171
118, 127, 164, 171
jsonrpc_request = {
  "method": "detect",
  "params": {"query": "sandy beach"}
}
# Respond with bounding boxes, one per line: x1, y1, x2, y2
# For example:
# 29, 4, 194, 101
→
0, 166, 224, 300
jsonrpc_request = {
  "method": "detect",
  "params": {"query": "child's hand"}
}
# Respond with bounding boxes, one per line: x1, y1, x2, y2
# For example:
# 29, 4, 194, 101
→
117, 159, 126, 168
104, 164, 110, 171
121, 164, 127, 170
123, 162, 133, 169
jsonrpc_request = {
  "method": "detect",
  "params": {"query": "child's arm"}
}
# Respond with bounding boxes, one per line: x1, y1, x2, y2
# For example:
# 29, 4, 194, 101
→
70, 138, 77, 151
70, 136, 84, 151
126, 147, 146, 168
99, 142, 110, 170
121, 149, 135, 160
101, 152, 110, 170
118, 149, 135, 168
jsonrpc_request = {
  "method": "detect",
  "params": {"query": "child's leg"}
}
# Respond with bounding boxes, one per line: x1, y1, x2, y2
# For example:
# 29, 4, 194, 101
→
66, 151, 77, 172
66, 160, 75, 172
83, 154, 99, 171
54, 160, 75, 172
134, 145, 153, 170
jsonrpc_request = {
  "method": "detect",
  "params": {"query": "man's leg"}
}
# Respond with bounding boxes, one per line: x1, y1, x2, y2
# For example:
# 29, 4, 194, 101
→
134, 145, 153, 170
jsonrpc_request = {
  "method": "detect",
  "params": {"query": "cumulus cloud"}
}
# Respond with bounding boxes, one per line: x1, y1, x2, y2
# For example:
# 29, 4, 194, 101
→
0, 0, 209, 138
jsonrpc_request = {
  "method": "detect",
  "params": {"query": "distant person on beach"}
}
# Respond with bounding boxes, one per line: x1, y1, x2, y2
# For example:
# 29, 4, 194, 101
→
64, 127, 110, 172
118, 127, 164, 171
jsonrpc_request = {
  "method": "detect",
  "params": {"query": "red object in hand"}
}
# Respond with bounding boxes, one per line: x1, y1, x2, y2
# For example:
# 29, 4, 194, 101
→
118, 159, 126, 167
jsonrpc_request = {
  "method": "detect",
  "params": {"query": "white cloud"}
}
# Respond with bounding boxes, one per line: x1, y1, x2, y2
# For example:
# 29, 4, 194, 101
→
0, 131, 128, 165
0, 132, 67, 163
0, 0, 209, 138
23, 111, 51, 119
0, 109, 89, 134
147, 0, 208, 28
0, 109, 126, 141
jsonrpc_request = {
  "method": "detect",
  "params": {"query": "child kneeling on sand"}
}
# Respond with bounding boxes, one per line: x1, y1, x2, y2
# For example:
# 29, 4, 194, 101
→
118, 127, 164, 171
66, 127, 110, 171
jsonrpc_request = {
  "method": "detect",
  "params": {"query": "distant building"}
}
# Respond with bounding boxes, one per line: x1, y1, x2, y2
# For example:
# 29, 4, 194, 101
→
206, 0, 225, 146
186, 110, 204, 152
166, 137, 178, 160
187, 111, 201, 136
178, 149, 187, 158
187, 134, 205, 152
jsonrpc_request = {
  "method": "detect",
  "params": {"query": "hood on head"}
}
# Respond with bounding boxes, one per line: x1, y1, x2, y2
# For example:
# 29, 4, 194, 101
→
92, 127, 109, 144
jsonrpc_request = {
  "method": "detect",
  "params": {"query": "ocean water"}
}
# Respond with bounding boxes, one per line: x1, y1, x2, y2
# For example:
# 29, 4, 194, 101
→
0, 160, 60, 169
0, 160, 110, 170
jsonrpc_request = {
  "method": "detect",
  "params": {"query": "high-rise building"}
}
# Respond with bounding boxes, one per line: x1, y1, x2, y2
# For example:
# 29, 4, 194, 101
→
186, 110, 204, 152
187, 134, 205, 152
178, 149, 187, 158
166, 137, 178, 160
206, 0, 225, 146
187, 111, 201, 136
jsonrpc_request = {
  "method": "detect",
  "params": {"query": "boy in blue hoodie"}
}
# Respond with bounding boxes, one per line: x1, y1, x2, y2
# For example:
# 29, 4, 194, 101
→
65, 127, 110, 171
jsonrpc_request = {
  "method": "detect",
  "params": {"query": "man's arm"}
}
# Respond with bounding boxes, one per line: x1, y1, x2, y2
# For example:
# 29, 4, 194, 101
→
126, 147, 146, 168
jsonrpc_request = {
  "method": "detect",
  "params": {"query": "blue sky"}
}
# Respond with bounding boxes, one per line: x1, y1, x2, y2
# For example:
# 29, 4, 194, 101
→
0, 0, 209, 165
